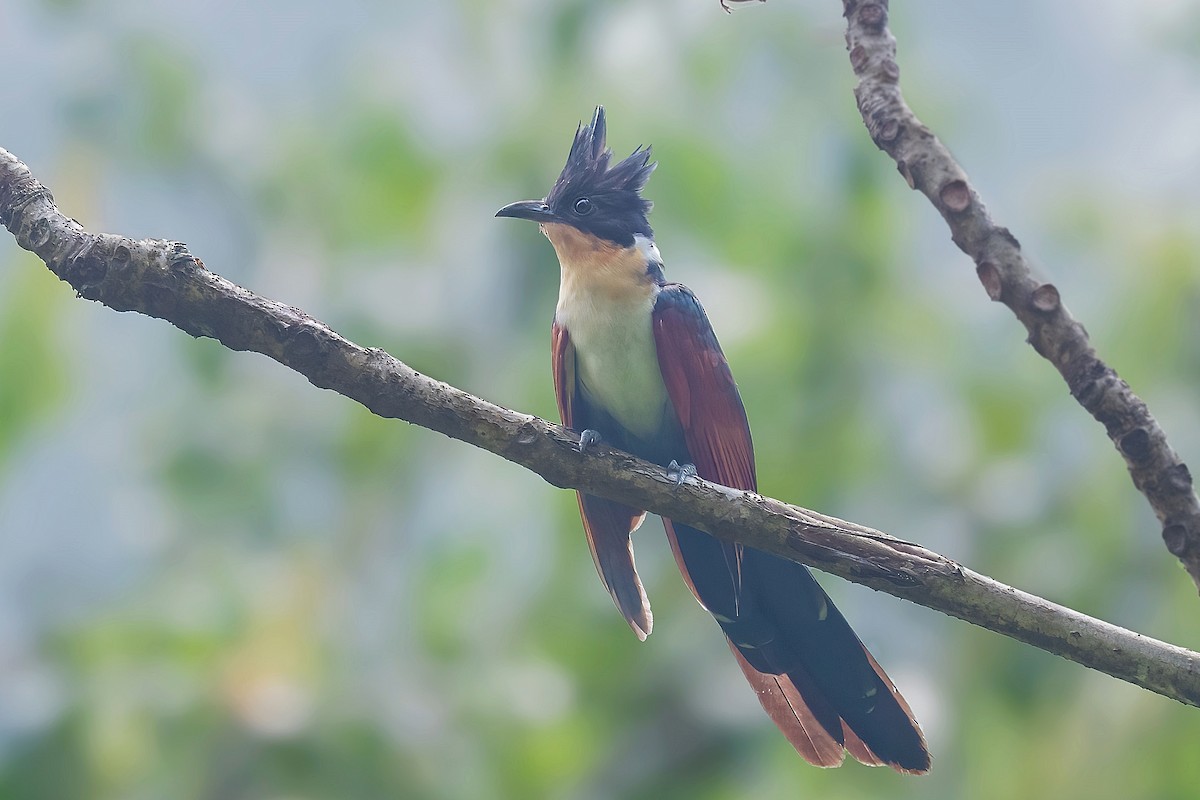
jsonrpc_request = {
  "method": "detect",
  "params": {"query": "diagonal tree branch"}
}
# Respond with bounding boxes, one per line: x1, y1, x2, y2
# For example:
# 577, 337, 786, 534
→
842, 0, 1200, 590
2, 146, 1199, 707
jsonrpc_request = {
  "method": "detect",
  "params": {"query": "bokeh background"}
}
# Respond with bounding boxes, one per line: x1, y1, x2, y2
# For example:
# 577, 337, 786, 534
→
3, 1, 1200, 798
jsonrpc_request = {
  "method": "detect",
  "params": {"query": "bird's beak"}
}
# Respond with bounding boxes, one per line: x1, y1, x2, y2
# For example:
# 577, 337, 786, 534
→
495, 199, 556, 223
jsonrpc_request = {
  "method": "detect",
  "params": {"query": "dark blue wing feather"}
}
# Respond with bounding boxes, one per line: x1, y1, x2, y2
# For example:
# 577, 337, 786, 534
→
652, 284, 929, 773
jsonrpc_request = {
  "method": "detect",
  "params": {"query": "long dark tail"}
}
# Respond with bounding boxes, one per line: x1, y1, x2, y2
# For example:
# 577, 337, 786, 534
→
664, 520, 930, 774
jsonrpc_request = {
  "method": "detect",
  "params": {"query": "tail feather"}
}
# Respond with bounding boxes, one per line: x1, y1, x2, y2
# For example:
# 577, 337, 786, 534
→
842, 723, 884, 768
664, 519, 929, 774
577, 493, 652, 640
729, 645, 846, 768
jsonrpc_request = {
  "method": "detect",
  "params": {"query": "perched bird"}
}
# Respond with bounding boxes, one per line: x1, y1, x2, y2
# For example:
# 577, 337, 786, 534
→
497, 107, 930, 773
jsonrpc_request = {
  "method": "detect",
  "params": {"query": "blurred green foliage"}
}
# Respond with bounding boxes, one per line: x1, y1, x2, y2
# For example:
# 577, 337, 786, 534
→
3, 1, 1200, 798
0, 266, 67, 471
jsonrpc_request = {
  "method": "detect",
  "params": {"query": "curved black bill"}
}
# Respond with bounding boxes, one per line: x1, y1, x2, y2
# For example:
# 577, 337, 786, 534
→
495, 199, 556, 222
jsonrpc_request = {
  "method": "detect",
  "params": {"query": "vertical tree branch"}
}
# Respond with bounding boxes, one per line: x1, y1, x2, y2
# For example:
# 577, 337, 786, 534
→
841, 0, 1200, 591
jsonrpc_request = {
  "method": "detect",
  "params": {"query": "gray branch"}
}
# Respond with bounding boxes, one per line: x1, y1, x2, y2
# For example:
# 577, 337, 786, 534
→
842, 0, 1200, 590
2, 146, 1198, 707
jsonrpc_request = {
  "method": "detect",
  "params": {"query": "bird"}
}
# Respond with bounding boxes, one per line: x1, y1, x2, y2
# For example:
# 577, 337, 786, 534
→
496, 106, 930, 773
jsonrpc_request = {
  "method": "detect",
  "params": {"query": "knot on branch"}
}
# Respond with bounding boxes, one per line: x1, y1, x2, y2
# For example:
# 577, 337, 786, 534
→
1030, 283, 1061, 313
939, 179, 971, 213
1167, 462, 1195, 493
976, 261, 1003, 301
1164, 523, 1191, 557
855, 90, 902, 149
285, 320, 331, 361
847, 2, 888, 31
63, 237, 109, 292
1064, 357, 1112, 409
0, 177, 53, 228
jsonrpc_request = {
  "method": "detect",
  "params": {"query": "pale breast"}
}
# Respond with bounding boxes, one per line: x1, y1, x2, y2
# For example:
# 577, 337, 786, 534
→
558, 286, 671, 442
545, 224, 673, 440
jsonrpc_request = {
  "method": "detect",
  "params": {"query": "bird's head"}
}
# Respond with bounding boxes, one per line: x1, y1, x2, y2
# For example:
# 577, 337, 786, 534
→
497, 106, 657, 249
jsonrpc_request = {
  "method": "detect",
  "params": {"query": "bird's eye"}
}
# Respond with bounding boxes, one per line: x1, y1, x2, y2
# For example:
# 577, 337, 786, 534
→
573, 197, 593, 215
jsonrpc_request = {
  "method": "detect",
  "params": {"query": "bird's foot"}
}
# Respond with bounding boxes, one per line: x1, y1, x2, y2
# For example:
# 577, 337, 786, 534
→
666, 460, 698, 487
579, 429, 602, 453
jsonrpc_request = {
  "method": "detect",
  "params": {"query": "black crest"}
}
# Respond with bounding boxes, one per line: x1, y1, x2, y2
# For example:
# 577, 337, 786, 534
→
546, 106, 657, 247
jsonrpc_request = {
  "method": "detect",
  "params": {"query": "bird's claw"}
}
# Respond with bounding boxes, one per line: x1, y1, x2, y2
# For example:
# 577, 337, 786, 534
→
667, 460, 698, 487
579, 429, 602, 453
